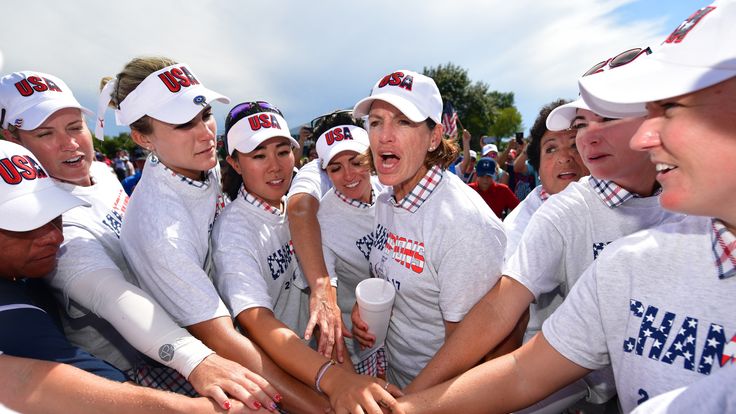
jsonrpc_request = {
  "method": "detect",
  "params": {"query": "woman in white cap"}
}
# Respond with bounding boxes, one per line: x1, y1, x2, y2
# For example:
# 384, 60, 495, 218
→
103, 56, 332, 413
350, 69, 506, 390
212, 102, 398, 413
312, 111, 385, 376
0, 140, 265, 414
389, 2, 736, 412
404, 47, 682, 410
0, 69, 278, 411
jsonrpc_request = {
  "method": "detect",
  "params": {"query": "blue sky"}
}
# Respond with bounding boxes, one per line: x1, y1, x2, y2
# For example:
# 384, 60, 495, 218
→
0, 0, 713, 139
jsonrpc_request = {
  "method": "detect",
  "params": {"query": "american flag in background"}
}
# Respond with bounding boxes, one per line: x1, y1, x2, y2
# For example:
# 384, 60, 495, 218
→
442, 101, 458, 139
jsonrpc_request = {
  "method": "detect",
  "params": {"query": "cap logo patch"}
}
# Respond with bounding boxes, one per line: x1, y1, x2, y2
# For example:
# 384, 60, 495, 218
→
157, 66, 200, 93
193, 95, 207, 106
377, 71, 413, 91
0, 155, 48, 185
325, 126, 354, 146
248, 113, 281, 131
13, 118, 23, 128
665, 6, 716, 44
14, 76, 63, 97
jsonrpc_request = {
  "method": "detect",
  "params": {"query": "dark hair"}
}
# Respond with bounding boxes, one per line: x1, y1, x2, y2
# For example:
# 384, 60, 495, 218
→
310, 110, 363, 143
222, 102, 285, 201
527, 99, 570, 171
362, 118, 459, 174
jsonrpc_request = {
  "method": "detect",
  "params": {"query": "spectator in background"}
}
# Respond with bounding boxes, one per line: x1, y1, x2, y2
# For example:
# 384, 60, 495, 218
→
511, 139, 538, 201
121, 147, 146, 195
455, 129, 477, 183
481, 143, 510, 186
468, 157, 519, 219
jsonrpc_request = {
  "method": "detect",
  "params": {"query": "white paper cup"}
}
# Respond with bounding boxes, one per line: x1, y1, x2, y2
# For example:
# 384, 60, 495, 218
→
355, 278, 396, 348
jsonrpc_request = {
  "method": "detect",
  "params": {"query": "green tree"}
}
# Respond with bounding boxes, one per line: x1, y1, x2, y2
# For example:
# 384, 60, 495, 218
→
93, 132, 137, 157
489, 106, 523, 147
423, 63, 522, 151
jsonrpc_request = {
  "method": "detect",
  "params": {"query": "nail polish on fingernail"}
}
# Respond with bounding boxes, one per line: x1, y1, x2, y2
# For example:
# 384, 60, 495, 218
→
223, 400, 231, 410
274, 394, 282, 403
254, 401, 262, 409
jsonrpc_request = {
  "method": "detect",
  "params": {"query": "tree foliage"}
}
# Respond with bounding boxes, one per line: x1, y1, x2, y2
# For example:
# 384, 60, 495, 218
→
93, 132, 137, 157
423, 62, 522, 151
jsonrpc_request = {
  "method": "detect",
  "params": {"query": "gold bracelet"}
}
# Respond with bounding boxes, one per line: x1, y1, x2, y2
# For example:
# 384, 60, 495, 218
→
314, 359, 337, 394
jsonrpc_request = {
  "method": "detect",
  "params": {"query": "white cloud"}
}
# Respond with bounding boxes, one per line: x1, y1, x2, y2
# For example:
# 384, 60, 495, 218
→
0, 0, 703, 135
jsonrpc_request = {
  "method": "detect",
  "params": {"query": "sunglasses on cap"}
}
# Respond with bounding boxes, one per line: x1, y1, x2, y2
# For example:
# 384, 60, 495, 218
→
582, 47, 652, 77
310, 109, 353, 131
226, 101, 283, 122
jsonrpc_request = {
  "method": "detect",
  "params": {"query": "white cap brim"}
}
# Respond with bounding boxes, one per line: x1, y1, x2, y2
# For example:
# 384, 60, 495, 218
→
353, 93, 429, 123
579, 55, 736, 119
546, 98, 591, 131
320, 140, 369, 169
13, 99, 94, 131
0, 184, 88, 231
146, 86, 230, 125
227, 112, 298, 155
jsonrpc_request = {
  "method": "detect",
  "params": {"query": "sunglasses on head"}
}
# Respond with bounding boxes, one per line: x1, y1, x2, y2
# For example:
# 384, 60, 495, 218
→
310, 109, 353, 131
227, 101, 282, 121
582, 47, 652, 77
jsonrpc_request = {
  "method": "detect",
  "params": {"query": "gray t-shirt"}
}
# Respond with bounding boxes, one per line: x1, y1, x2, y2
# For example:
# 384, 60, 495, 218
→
211, 191, 309, 336
318, 181, 382, 365
544, 215, 736, 412
370, 169, 505, 387
121, 158, 230, 327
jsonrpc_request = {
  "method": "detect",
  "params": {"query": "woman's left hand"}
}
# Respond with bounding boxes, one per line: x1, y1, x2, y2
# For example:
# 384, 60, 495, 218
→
188, 353, 281, 412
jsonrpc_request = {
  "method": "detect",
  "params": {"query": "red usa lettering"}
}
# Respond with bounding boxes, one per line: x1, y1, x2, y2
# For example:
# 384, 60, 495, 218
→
385, 231, 425, 274
377, 71, 413, 91
14, 76, 63, 97
325, 126, 354, 146
248, 113, 282, 131
158, 66, 200, 93
0, 155, 48, 185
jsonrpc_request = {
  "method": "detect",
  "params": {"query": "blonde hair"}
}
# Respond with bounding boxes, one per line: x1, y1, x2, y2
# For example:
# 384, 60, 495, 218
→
100, 56, 178, 134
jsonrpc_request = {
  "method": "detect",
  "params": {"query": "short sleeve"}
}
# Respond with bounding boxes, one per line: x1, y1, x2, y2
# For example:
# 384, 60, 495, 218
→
437, 224, 505, 322
503, 213, 566, 300
212, 232, 274, 317
124, 236, 229, 327
542, 262, 610, 370
287, 160, 332, 200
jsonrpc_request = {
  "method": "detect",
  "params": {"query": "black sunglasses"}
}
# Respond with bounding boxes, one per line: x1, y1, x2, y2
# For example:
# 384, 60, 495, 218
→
309, 109, 353, 131
226, 101, 283, 123
582, 47, 652, 77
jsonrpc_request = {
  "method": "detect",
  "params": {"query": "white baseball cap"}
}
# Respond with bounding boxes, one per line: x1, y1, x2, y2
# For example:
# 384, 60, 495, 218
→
468, 149, 477, 160
97, 63, 229, 138
316, 124, 369, 169
353, 70, 443, 124
0, 71, 94, 131
482, 143, 498, 156
546, 98, 592, 131
0, 140, 89, 232
579, 0, 736, 117
224, 103, 298, 155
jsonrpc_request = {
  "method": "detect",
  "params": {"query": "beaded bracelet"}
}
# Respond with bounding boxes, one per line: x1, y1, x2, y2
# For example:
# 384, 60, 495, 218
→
314, 359, 337, 394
